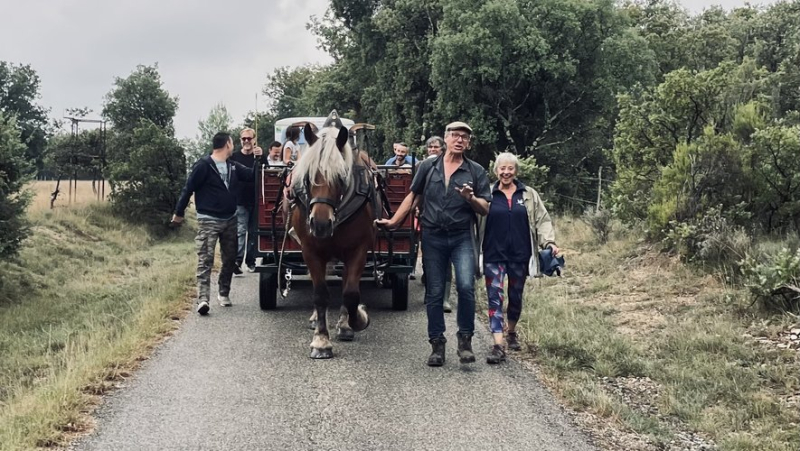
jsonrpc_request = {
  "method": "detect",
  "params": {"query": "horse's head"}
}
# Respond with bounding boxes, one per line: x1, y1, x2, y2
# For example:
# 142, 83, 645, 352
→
293, 120, 353, 239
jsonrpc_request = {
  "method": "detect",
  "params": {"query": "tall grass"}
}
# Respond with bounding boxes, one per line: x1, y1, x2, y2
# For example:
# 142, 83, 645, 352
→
505, 217, 800, 450
0, 202, 195, 450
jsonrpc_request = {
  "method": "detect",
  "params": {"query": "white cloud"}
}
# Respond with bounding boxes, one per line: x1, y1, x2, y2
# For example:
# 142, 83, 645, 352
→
0, 0, 332, 138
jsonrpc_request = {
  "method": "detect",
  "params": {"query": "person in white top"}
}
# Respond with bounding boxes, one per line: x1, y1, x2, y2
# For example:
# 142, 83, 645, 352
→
282, 126, 301, 165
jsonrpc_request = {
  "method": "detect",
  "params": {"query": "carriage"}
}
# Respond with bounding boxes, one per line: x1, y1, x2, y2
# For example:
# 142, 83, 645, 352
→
253, 116, 417, 312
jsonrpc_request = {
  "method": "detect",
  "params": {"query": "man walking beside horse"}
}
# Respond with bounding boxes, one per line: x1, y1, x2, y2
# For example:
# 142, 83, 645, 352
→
376, 121, 491, 367
171, 132, 262, 315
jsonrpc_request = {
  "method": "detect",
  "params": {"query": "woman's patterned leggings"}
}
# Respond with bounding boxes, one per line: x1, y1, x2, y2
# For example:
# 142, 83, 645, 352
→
484, 261, 527, 334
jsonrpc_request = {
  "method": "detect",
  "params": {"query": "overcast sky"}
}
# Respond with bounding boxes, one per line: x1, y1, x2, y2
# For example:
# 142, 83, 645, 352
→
0, 0, 778, 139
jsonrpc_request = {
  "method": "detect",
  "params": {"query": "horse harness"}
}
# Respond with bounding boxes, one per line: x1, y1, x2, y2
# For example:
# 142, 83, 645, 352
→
292, 163, 376, 228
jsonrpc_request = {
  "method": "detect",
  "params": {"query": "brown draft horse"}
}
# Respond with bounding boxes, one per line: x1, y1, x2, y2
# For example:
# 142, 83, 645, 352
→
290, 115, 375, 359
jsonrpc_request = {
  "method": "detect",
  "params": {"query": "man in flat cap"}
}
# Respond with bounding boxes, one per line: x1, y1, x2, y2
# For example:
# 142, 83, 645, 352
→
376, 121, 491, 367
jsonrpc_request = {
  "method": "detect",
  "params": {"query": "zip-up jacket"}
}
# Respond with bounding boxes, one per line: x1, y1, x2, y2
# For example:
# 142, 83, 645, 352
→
479, 180, 556, 277
174, 155, 255, 219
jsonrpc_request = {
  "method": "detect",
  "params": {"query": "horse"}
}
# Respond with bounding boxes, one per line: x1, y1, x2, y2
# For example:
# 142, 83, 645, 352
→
289, 112, 376, 359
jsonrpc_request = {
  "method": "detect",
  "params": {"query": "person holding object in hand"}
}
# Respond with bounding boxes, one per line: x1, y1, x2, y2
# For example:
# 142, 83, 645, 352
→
171, 132, 262, 315
479, 152, 559, 364
376, 121, 491, 367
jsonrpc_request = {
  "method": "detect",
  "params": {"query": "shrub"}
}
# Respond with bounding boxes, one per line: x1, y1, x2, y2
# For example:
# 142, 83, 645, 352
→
741, 247, 800, 312
662, 205, 753, 269
581, 208, 613, 244
0, 113, 32, 259
107, 120, 186, 228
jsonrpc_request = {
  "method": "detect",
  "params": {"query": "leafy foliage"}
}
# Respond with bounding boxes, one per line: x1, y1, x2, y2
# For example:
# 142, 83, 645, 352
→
741, 247, 800, 312
0, 62, 50, 175
103, 64, 178, 137
0, 113, 31, 259
107, 120, 186, 227
184, 103, 234, 165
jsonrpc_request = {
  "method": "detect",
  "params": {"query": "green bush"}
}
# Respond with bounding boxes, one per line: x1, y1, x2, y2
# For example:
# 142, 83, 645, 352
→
741, 247, 800, 312
107, 120, 186, 228
662, 205, 752, 268
0, 113, 32, 259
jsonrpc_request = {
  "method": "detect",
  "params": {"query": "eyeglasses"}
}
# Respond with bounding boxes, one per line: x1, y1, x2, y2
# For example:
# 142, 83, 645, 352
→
241, 137, 254, 142
449, 132, 470, 142
427, 144, 441, 148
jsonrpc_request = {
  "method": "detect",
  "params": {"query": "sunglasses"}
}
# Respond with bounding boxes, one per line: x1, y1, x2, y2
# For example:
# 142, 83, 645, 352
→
241, 137, 254, 142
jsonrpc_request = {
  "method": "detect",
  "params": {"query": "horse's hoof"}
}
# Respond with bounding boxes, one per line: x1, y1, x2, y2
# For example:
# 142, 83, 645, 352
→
310, 348, 333, 359
309, 320, 317, 330
337, 328, 354, 341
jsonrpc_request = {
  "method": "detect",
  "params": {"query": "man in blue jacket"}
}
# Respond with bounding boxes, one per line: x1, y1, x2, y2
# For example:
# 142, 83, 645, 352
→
384, 142, 416, 166
171, 132, 262, 315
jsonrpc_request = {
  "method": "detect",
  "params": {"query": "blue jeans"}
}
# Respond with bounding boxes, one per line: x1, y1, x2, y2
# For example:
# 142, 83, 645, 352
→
422, 229, 476, 340
236, 205, 256, 267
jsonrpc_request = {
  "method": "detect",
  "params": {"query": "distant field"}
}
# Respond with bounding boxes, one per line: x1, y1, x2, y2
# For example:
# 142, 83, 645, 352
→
28, 180, 108, 212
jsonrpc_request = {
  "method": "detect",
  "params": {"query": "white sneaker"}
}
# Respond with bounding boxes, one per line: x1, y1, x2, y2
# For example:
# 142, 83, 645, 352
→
197, 301, 210, 315
218, 295, 232, 307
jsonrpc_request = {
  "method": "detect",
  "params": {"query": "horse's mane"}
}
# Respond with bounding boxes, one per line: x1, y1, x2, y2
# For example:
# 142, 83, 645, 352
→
292, 126, 354, 189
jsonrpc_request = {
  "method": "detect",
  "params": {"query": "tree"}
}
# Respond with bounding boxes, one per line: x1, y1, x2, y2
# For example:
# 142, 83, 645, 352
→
0, 62, 49, 175
0, 113, 32, 259
611, 61, 769, 222
749, 125, 800, 232
107, 120, 186, 227
184, 103, 234, 164
263, 66, 320, 119
103, 64, 179, 136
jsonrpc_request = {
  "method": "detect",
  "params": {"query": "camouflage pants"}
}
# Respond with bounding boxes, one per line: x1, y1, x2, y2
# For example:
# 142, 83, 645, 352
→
195, 217, 238, 304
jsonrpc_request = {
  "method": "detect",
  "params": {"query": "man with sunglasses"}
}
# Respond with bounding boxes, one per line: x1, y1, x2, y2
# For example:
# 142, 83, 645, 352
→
376, 122, 491, 367
230, 128, 260, 274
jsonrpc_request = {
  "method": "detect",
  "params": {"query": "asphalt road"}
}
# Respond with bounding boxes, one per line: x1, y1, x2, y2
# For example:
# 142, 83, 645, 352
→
73, 270, 595, 451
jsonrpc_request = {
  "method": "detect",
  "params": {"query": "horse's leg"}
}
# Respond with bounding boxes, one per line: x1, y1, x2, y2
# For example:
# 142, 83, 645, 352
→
342, 246, 369, 333
336, 305, 354, 341
308, 309, 318, 330
307, 256, 333, 359
336, 261, 354, 341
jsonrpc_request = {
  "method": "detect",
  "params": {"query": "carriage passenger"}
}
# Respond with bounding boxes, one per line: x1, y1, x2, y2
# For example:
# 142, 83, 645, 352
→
376, 121, 491, 367
385, 142, 415, 166
282, 125, 302, 165
480, 152, 559, 364
266, 141, 285, 166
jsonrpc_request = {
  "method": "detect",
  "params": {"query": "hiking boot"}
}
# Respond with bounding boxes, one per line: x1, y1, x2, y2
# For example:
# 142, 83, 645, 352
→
443, 299, 453, 313
197, 301, 210, 315
507, 331, 522, 351
456, 333, 476, 364
427, 337, 447, 367
486, 344, 507, 364
218, 295, 232, 307
233, 265, 244, 276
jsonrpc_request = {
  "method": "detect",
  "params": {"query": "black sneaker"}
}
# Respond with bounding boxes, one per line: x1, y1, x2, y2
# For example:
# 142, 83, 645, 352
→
197, 301, 210, 315
233, 265, 244, 276
486, 344, 506, 364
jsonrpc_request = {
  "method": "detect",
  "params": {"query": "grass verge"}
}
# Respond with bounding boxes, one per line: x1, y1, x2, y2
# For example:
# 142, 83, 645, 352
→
0, 202, 195, 450
482, 218, 800, 450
